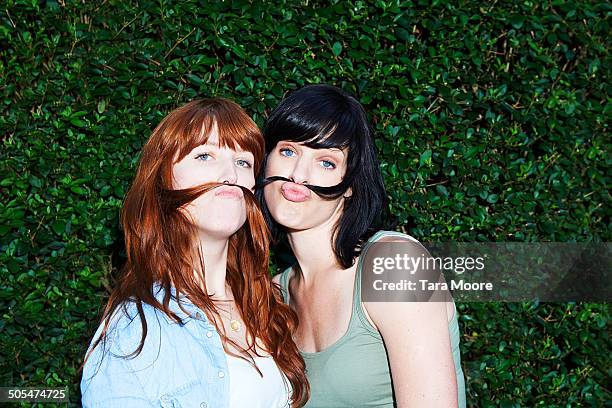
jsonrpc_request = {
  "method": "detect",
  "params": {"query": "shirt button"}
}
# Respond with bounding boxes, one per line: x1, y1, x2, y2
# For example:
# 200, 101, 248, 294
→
195, 312, 202, 319
200, 403, 208, 408
206, 331, 213, 338
218, 370, 225, 378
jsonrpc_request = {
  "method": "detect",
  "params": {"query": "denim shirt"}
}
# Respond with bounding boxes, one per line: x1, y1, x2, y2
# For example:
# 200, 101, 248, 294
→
81, 284, 230, 408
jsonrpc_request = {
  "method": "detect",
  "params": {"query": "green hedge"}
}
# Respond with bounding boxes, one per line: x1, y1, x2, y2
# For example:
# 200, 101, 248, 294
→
1, 0, 609, 406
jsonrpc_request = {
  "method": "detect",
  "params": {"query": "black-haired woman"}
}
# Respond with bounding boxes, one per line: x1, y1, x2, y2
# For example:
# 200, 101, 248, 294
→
258, 84, 466, 407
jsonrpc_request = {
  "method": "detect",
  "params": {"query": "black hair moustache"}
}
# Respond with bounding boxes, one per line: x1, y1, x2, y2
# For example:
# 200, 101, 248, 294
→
255, 176, 350, 200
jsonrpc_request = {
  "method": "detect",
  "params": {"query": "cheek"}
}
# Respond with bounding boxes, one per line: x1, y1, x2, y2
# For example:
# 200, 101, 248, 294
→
263, 185, 278, 208
239, 171, 256, 190
264, 155, 284, 177
180, 194, 209, 218
172, 168, 189, 190
172, 165, 214, 190
317, 171, 343, 187
172, 163, 194, 190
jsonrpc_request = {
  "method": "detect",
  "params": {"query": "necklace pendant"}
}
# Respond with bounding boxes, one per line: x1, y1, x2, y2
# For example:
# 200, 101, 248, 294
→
230, 319, 241, 332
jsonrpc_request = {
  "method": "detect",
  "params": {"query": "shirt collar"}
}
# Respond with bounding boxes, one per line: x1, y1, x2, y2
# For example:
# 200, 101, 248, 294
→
151, 282, 209, 324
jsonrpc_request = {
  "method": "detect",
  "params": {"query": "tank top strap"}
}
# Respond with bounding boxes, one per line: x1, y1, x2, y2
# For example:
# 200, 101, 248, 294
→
277, 266, 293, 304
279, 230, 419, 333
352, 230, 414, 334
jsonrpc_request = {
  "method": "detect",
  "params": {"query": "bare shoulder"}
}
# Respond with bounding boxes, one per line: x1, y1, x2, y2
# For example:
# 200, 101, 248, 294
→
365, 300, 449, 329
370, 230, 423, 246
362, 231, 456, 326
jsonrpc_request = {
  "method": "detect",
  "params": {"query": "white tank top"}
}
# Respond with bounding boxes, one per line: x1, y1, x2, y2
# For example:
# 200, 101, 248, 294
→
226, 353, 290, 408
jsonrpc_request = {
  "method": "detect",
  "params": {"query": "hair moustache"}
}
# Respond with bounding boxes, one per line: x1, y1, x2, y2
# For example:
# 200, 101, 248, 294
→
255, 175, 353, 200
159, 182, 256, 211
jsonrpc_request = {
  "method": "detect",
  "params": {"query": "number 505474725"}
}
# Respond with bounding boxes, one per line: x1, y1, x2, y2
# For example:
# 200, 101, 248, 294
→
0, 387, 68, 402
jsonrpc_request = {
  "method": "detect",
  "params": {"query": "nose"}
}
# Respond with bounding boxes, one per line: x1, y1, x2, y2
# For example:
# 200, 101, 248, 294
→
219, 160, 238, 185
289, 155, 310, 185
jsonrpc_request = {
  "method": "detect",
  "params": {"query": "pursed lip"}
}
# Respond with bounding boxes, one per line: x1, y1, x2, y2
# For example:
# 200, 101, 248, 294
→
280, 182, 311, 202
214, 185, 243, 199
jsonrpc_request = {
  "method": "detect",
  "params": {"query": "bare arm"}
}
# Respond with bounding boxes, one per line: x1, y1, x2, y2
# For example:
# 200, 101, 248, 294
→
365, 300, 458, 407
363, 237, 458, 408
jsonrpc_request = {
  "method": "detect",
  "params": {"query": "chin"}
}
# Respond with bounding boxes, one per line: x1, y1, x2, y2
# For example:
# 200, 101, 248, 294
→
197, 219, 246, 240
269, 206, 310, 231
191, 208, 247, 240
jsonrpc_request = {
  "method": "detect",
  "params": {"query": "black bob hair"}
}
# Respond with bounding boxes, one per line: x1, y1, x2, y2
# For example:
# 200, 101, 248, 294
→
256, 84, 391, 269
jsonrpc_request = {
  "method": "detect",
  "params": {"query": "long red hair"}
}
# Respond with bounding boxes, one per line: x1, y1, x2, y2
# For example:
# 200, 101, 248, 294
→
85, 98, 309, 407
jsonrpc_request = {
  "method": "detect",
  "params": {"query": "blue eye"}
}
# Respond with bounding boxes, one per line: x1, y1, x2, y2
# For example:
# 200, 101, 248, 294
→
320, 160, 336, 170
279, 148, 296, 157
236, 159, 252, 168
196, 153, 212, 161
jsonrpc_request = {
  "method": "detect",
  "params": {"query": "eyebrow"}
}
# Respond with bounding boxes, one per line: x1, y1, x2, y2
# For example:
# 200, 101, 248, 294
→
281, 141, 346, 157
318, 147, 346, 158
198, 142, 253, 156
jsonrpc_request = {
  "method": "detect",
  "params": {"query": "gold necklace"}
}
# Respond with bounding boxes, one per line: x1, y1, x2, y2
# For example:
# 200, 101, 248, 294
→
216, 298, 242, 332
228, 301, 241, 332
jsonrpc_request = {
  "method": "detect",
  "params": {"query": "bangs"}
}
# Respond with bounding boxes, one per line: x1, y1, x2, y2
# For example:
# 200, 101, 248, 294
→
215, 104, 264, 168
264, 89, 359, 153
169, 99, 264, 173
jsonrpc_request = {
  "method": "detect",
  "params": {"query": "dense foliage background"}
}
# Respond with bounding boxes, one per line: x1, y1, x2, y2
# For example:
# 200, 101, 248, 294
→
1, 0, 609, 406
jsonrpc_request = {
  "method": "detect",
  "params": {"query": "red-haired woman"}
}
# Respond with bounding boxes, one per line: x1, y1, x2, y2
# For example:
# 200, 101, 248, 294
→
80, 98, 309, 408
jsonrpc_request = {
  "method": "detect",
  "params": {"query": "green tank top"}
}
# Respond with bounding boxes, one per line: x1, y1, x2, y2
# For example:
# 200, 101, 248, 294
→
278, 230, 466, 408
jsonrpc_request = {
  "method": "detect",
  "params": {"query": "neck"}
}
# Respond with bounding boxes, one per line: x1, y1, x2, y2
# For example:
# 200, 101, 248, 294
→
194, 233, 231, 299
286, 203, 345, 283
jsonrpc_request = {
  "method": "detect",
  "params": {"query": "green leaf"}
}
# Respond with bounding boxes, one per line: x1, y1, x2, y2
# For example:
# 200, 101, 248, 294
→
29, 176, 42, 188
97, 99, 106, 114
510, 15, 525, 29
487, 193, 499, 204
185, 73, 203, 87
51, 220, 65, 235
332, 41, 342, 56
70, 186, 87, 195
419, 149, 432, 167
436, 184, 449, 197
70, 118, 86, 128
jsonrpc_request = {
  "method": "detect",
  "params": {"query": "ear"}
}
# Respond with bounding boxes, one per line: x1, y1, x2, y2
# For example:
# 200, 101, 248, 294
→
343, 187, 353, 198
